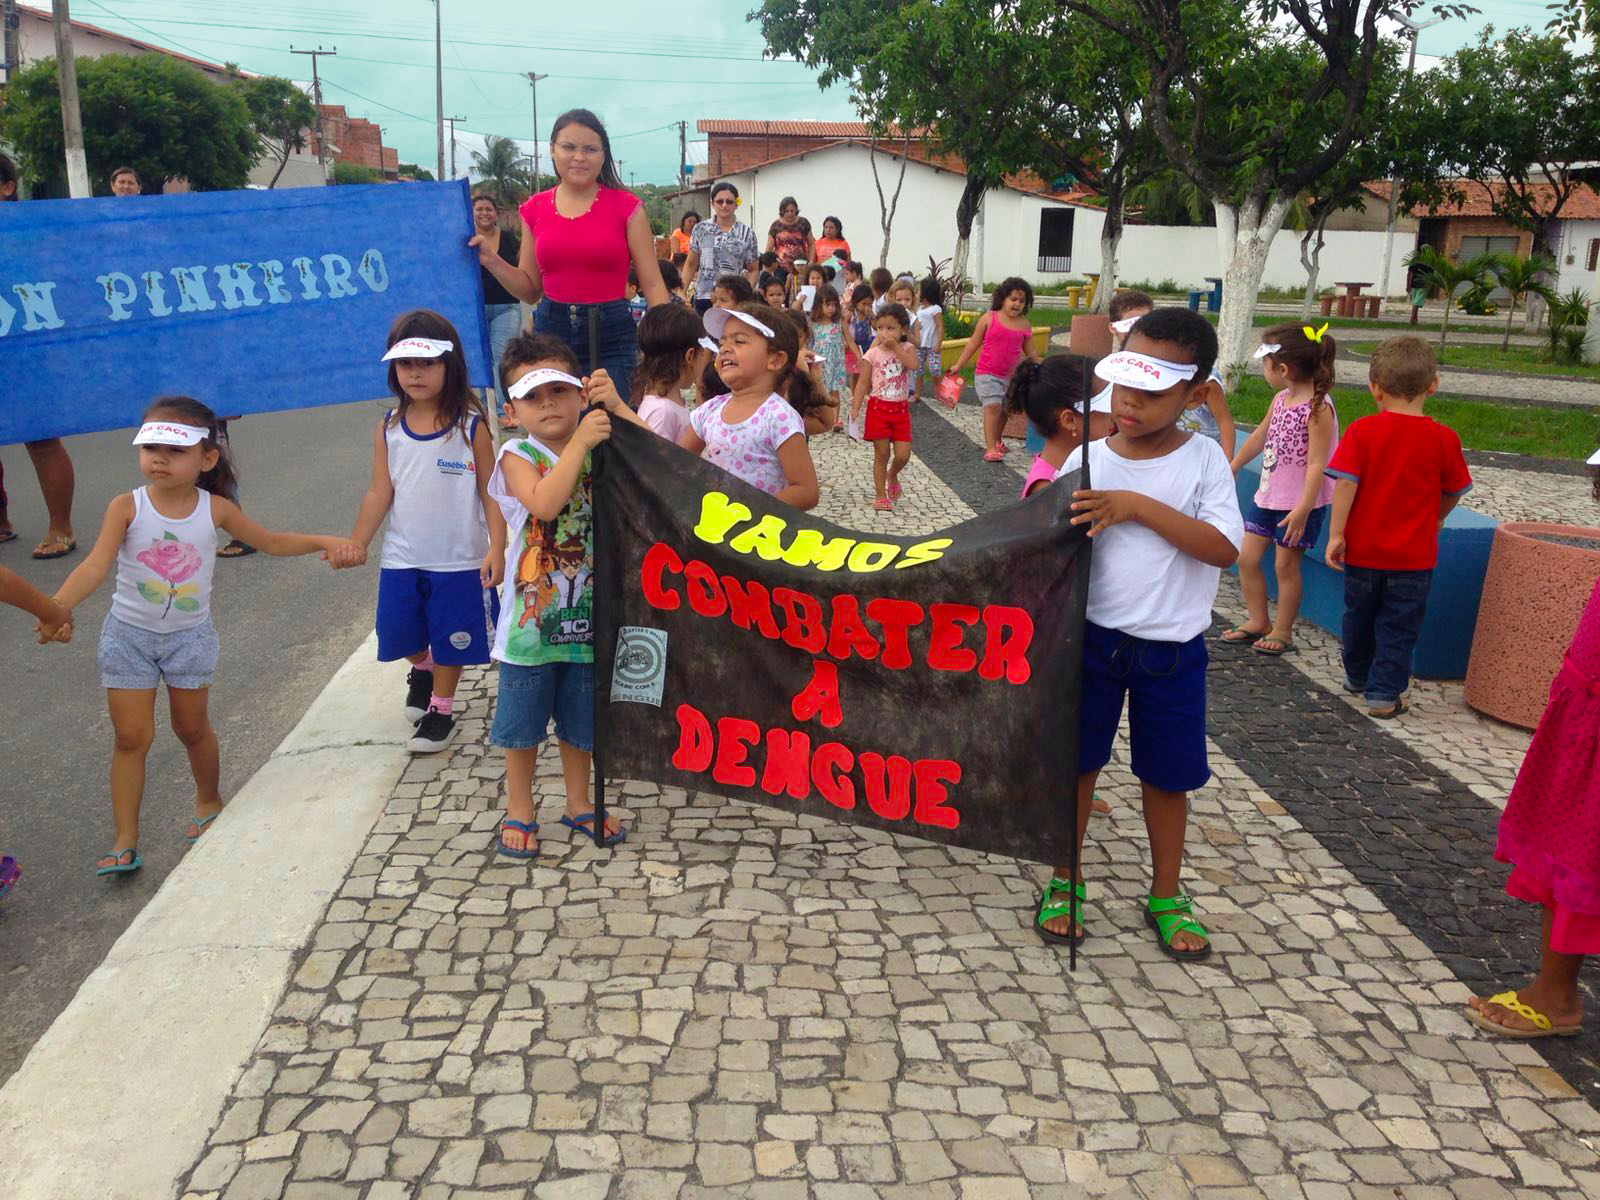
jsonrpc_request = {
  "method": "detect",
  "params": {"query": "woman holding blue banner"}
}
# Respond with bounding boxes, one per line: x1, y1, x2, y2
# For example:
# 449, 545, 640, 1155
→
472, 109, 667, 404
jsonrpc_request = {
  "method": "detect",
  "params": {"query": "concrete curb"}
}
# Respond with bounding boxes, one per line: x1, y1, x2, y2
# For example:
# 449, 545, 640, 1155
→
0, 633, 410, 1200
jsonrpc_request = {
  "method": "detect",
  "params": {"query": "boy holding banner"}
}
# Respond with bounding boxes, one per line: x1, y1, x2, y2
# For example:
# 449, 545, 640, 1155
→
1037, 309, 1244, 961
487, 334, 648, 858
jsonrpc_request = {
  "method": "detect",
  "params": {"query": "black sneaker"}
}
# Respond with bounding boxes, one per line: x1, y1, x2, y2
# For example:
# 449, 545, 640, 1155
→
406, 707, 456, 754
404, 668, 434, 723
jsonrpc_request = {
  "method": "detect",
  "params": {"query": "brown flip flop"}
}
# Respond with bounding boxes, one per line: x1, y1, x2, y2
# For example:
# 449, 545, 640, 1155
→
31, 535, 76, 560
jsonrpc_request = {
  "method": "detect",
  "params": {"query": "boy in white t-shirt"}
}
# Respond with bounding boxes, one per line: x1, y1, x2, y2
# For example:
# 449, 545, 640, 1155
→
1037, 307, 1243, 964
912, 277, 944, 400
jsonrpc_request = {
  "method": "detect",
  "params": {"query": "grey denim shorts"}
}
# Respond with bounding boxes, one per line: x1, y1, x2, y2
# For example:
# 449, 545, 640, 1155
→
975, 373, 1008, 407
99, 612, 219, 690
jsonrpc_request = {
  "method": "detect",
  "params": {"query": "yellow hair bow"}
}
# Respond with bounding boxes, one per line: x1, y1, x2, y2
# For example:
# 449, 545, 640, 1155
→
1302, 322, 1329, 343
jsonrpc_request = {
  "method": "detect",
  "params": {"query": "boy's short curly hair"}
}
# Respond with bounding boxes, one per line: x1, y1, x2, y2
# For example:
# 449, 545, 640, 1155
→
1128, 307, 1217, 382
500, 332, 579, 395
1368, 335, 1437, 400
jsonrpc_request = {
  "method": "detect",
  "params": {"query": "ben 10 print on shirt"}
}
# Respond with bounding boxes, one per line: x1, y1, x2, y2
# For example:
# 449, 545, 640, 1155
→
506, 468, 594, 663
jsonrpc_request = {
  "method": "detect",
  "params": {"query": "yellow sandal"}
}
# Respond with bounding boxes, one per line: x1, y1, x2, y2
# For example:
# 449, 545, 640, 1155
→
1465, 991, 1581, 1039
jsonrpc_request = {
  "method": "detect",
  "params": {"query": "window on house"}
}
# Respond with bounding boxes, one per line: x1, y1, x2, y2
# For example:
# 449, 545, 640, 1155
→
1036, 209, 1074, 273
1456, 235, 1520, 260
1587, 238, 1599, 272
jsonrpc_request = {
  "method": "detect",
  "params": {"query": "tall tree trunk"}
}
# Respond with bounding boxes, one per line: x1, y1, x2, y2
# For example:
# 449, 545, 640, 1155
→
1213, 194, 1292, 390
1299, 219, 1327, 321
950, 174, 987, 310
1503, 294, 1518, 352
869, 133, 913, 271
1092, 182, 1126, 313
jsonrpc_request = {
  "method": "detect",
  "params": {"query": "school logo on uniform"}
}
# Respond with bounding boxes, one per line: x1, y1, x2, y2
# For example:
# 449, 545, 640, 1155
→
611, 626, 667, 707
436, 457, 476, 477
449, 630, 472, 650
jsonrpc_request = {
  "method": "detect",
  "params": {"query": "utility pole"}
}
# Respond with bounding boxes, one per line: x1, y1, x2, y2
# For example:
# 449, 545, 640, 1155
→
51, 0, 90, 196
1377, 13, 1442, 310
526, 71, 547, 189
444, 115, 466, 179
432, 0, 444, 182
677, 120, 687, 193
289, 45, 337, 185
3, 0, 21, 87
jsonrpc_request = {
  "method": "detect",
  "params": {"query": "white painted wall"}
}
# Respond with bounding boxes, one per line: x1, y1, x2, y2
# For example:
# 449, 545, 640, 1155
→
717, 140, 1417, 295
1554, 217, 1600, 299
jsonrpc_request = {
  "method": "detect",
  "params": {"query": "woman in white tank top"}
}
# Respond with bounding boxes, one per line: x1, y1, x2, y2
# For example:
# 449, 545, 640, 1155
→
344, 311, 508, 756
48, 398, 358, 877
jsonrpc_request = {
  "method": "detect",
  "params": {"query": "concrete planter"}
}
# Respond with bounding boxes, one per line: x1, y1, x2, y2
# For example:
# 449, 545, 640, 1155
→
1465, 522, 1600, 729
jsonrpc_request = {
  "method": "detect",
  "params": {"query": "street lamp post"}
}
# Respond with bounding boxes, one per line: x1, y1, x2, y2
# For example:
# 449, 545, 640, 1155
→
1377, 14, 1442, 311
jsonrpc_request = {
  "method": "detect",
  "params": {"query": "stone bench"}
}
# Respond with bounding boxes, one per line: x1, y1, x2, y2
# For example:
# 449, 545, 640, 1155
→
1232, 444, 1497, 679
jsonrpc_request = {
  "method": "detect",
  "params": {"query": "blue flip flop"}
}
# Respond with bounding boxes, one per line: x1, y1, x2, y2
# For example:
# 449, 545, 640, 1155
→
96, 848, 142, 876
186, 812, 221, 843
558, 812, 627, 847
497, 819, 540, 859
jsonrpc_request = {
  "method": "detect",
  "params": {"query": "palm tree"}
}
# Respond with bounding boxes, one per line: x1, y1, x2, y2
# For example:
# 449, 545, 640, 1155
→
1487, 252, 1557, 351
1404, 245, 1495, 356
469, 135, 530, 211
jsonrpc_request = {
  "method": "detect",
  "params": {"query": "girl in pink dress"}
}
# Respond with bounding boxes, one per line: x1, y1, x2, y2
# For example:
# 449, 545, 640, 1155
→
1469, 474, 1600, 1038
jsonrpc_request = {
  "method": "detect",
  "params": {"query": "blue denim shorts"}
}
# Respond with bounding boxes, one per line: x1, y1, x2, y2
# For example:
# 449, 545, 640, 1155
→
491, 660, 594, 752
1078, 620, 1210, 793
1242, 498, 1327, 550
99, 612, 219, 690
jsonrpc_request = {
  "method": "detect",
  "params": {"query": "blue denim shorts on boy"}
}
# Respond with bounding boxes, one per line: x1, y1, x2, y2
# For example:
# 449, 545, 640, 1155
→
1078, 620, 1210, 793
491, 661, 595, 752
99, 612, 219, 690
376, 567, 492, 665
1241, 497, 1328, 551
1341, 565, 1432, 704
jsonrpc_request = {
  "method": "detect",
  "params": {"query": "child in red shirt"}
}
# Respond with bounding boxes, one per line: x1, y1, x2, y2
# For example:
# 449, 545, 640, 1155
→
1325, 336, 1471, 717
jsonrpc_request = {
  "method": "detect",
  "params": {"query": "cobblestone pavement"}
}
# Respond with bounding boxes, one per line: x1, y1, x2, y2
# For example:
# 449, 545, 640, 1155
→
178, 397, 1600, 1199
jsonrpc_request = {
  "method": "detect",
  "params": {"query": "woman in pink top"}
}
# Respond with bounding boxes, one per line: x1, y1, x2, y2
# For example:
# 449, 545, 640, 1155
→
949, 277, 1038, 462
472, 109, 667, 404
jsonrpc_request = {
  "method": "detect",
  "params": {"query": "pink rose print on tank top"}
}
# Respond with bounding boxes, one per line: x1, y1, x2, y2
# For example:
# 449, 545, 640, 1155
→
136, 532, 204, 617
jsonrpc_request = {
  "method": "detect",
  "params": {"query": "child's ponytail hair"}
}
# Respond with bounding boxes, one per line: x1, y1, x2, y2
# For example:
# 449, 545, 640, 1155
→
143, 396, 240, 500
919, 276, 943, 308
633, 303, 707, 404
739, 302, 825, 423
1261, 321, 1337, 416
1004, 354, 1091, 440
384, 308, 485, 434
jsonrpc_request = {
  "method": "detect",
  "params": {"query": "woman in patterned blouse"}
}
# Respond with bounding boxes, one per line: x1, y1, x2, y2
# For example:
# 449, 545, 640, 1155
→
683, 181, 759, 316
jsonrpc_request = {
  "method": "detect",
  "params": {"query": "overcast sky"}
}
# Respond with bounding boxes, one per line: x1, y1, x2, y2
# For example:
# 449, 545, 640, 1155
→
65, 0, 1567, 185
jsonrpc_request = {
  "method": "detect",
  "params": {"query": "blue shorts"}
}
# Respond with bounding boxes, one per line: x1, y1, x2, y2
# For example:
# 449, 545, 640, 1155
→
99, 613, 219, 690
1079, 620, 1210, 793
491, 660, 594, 752
1242, 498, 1327, 550
376, 568, 493, 665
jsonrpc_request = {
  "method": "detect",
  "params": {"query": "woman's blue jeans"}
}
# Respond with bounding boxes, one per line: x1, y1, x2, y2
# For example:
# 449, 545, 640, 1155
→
484, 302, 523, 408
533, 298, 638, 406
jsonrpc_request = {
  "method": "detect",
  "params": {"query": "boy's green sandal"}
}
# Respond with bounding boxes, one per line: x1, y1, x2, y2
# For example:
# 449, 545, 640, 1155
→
1146, 893, 1211, 962
1036, 877, 1086, 947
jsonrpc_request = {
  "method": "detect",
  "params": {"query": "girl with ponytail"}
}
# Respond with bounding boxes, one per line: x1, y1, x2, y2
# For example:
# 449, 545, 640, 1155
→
1006, 355, 1114, 499
1223, 323, 1341, 656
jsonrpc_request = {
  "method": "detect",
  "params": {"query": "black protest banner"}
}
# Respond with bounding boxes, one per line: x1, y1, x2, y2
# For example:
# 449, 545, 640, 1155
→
592, 420, 1091, 865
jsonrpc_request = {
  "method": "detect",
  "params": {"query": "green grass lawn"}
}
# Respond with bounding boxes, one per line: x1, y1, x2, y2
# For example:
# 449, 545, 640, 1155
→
1346, 341, 1600, 381
1229, 377, 1598, 461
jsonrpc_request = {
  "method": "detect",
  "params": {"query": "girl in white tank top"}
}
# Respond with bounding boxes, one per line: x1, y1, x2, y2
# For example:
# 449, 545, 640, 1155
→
344, 312, 507, 755
49, 398, 358, 877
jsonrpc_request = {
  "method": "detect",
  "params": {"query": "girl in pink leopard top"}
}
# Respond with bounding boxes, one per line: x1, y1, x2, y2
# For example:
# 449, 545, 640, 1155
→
1468, 457, 1600, 1039
1224, 323, 1340, 656
48, 397, 357, 878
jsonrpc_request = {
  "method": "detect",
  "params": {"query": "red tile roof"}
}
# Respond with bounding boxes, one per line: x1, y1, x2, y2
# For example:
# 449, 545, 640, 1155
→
1364, 179, 1600, 220
698, 119, 925, 138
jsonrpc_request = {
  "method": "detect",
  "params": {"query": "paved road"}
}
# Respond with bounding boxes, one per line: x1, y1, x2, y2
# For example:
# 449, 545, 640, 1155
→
0, 401, 387, 1083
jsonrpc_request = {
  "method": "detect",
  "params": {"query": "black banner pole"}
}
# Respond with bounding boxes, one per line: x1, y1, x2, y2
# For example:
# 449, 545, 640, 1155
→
1069, 356, 1094, 972
589, 305, 608, 851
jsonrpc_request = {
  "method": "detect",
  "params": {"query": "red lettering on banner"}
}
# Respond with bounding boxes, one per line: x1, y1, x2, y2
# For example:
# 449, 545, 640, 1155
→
826, 594, 881, 662
791, 658, 844, 728
712, 716, 761, 787
979, 605, 1034, 684
642, 542, 683, 610
761, 728, 812, 799
867, 598, 923, 669
860, 752, 913, 820
773, 586, 826, 654
912, 759, 963, 829
684, 559, 727, 618
722, 575, 781, 640
928, 603, 981, 672
812, 741, 855, 809
672, 704, 712, 771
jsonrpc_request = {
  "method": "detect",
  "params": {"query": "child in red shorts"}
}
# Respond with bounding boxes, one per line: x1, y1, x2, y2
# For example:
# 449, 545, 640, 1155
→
851, 302, 919, 511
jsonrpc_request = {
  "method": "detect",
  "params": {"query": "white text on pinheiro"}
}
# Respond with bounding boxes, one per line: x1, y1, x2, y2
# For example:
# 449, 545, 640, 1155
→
0, 249, 391, 336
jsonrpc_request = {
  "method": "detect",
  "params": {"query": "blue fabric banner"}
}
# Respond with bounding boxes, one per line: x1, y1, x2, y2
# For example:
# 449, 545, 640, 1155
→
0, 179, 491, 444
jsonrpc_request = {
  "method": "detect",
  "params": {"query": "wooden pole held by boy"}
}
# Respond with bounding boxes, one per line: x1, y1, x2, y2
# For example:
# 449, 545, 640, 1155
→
588, 305, 610, 850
